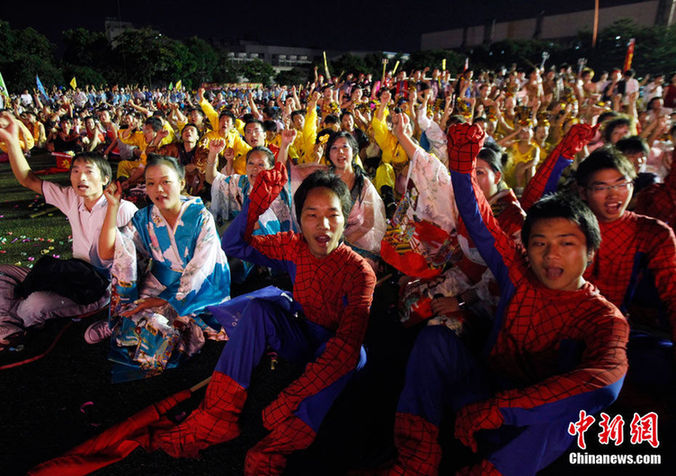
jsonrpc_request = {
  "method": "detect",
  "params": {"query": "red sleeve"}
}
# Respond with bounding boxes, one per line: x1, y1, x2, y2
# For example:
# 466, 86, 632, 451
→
521, 123, 597, 211
245, 161, 288, 239
640, 218, 676, 341
634, 150, 676, 229
448, 123, 526, 287
262, 256, 376, 427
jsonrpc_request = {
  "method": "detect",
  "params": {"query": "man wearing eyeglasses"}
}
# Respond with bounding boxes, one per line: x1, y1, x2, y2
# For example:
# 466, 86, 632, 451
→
524, 141, 675, 397
574, 146, 675, 395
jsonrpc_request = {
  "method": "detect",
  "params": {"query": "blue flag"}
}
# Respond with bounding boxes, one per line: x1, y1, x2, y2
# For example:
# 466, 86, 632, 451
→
36, 75, 48, 99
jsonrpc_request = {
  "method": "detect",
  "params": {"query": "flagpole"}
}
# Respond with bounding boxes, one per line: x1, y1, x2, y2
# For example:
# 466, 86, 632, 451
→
592, 0, 599, 47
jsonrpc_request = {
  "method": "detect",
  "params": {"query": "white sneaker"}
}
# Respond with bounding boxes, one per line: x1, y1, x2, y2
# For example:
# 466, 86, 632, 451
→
84, 320, 112, 344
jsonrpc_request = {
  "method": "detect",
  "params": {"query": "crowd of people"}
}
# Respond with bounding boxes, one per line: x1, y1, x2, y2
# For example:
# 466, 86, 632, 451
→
1, 60, 675, 475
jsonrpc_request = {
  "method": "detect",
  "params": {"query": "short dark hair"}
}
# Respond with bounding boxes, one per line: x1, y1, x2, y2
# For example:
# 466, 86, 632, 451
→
597, 111, 618, 125
291, 110, 305, 120
263, 120, 278, 133
218, 110, 236, 122
522, 192, 601, 253
145, 154, 185, 180
144, 116, 163, 132
615, 136, 648, 157
323, 114, 339, 125
575, 146, 637, 188
244, 119, 264, 131
294, 170, 352, 224
246, 146, 275, 168
70, 153, 112, 186
646, 97, 662, 110
181, 122, 200, 137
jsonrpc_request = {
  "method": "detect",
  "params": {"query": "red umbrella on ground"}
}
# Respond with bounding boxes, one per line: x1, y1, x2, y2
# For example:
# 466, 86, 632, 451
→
28, 377, 211, 476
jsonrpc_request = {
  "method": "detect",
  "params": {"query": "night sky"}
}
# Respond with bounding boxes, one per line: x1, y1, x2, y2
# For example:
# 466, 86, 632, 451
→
3, 0, 643, 52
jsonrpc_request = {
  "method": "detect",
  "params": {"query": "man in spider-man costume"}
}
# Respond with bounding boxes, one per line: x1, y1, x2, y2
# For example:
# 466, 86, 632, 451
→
524, 132, 676, 391
387, 123, 629, 475
148, 165, 376, 475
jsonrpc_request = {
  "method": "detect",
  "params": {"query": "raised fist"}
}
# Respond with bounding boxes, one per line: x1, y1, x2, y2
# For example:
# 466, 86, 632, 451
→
558, 123, 598, 159
447, 123, 486, 173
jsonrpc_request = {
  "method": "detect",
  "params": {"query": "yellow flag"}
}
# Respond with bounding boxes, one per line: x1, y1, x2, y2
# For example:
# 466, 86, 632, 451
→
70, 77, 77, 90
175, 80, 182, 91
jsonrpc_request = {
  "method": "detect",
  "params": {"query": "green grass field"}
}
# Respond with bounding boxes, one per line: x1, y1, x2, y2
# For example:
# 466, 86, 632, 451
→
0, 152, 74, 267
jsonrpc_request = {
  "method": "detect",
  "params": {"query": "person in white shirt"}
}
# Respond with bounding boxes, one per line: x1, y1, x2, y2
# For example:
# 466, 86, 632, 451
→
0, 112, 137, 350
19, 90, 33, 108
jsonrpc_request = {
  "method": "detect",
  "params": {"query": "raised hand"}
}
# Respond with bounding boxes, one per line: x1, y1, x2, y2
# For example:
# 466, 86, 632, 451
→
308, 91, 320, 107
281, 128, 298, 147
447, 122, 486, 173
558, 123, 599, 158
0, 111, 19, 145
209, 138, 226, 156
392, 112, 410, 139
103, 180, 122, 208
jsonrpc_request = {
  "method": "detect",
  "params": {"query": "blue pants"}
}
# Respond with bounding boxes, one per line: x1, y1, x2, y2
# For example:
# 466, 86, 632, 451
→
214, 297, 366, 432
397, 326, 574, 476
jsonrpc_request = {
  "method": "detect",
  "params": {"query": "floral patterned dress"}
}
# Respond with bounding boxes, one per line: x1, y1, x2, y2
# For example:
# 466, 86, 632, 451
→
108, 196, 230, 382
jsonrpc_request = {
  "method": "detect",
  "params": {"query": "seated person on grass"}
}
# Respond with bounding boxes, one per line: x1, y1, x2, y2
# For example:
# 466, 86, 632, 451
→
146, 122, 204, 196
0, 112, 137, 351
206, 142, 293, 283
146, 168, 376, 476
88, 154, 231, 382
384, 123, 629, 475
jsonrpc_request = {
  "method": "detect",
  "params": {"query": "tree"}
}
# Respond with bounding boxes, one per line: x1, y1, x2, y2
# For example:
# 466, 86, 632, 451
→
330, 54, 369, 77
184, 37, 220, 86
212, 53, 240, 84
110, 28, 191, 86
405, 50, 465, 73
275, 68, 310, 86
0, 21, 61, 92
62, 28, 110, 69
238, 59, 275, 85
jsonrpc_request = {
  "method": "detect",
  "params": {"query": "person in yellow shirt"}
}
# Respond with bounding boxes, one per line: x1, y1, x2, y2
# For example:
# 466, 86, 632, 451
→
117, 116, 173, 181
502, 126, 541, 192
6, 115, 35, 153
20, 111, 46, 149
198, 88, 244, 133
534, 121, 553, 158
287, 109, 306, 163
196, 111, 251, 175
168, 103, 209, 136
263, 120, 282, 150
292, 92, 320, 164
372, 90, 409, 195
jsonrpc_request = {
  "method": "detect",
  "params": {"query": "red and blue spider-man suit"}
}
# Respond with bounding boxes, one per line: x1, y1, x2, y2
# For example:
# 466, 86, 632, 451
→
388, 123, 629, 475
523, 130, 676, 388
634, 148, 676, 232
150, 162, 376, 475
